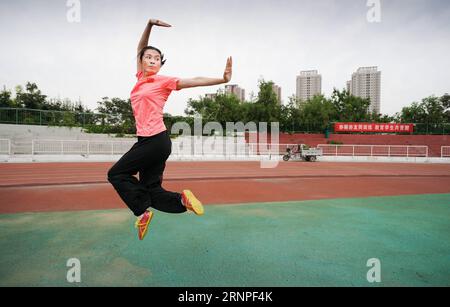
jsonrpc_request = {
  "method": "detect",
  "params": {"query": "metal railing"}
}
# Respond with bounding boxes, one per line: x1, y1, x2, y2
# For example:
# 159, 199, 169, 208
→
2, 108, 450, 135
0, 139, 11, 155
0, 107, 110, 127
31, 139, 135, 156
170, 142, 289, 156
30, 139, 292, 157
441, 146, 450, 158
16, 139, 446, 159
317, 144, 428, 157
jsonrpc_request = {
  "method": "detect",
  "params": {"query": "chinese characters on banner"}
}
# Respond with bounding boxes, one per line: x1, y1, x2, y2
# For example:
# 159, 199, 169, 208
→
334, 123, 414, 133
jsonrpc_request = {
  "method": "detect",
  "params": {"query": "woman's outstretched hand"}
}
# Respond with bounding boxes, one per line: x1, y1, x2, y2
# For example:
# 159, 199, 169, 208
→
223, 57, 233, 83
148, 19, 172, 27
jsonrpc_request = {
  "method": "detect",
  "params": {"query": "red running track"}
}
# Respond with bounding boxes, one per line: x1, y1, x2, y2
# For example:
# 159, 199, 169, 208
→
1, 161, 450, 213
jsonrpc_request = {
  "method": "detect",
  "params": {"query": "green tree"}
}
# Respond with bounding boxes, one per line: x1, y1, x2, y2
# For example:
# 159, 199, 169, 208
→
422, 96, 446, 124
15, 82, 47, 109
185, 97, 217, 120
396, 101, 426, 123
215, 93, 242, 125
299, 94, 337, 132
256, 80, 279, 106
241, 79, 282, 132
0, 87, 14, 107
61, 111, 76, 127
370, 111, 394, 123
185, 93, 243, 125
331, 88, 371, 122
279, 96, 302, 133
396, 95, 448, 124
255, 79, 281, 123
441, 93, 450, 123
95, 97, 135, 134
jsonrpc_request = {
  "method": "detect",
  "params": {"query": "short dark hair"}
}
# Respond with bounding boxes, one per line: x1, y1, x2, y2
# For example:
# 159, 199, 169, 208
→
138, 46, 166, 66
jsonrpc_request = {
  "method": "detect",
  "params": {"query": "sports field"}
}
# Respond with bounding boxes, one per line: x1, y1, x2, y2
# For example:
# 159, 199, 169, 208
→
1, 162, 449, 286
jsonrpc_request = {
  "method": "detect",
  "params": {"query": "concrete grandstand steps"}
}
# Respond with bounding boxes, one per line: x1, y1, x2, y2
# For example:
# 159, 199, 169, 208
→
1, 124, 137, 154
0, 124, 135, 140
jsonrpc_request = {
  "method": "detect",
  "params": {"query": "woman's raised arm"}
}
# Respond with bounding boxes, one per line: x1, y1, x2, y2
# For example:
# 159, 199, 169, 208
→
177, 57, 233, 90
137, 19, 171, 72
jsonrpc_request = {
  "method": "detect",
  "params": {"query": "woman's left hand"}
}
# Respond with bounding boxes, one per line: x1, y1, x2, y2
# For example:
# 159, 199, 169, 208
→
223, 57, 232, 83
148, 19, 172, 27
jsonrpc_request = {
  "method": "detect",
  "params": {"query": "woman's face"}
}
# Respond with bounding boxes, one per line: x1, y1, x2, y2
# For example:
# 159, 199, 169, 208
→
141, 49, 162, 75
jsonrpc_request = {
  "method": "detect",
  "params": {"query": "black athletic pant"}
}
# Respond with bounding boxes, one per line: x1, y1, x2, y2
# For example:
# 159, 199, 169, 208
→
107, 130, 186, 216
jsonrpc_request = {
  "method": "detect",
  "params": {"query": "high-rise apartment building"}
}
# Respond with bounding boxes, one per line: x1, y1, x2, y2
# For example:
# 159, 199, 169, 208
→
272, 84, 282, 105
296, 70, 322, 103
225, 84, 245, 102
348, 66, 381, 114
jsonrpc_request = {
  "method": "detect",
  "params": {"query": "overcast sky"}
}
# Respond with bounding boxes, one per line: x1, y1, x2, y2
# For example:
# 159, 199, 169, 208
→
1, 0, 449, 116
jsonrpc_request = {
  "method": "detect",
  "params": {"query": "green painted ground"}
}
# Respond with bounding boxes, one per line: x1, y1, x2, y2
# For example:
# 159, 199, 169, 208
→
1, 193, 449, 287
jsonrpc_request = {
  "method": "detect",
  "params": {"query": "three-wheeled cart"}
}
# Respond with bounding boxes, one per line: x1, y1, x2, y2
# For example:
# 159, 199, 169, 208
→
282, 144, 322, 162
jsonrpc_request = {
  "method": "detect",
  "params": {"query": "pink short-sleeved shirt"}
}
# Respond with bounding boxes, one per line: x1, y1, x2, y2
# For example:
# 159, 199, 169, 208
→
130, 71, 180, 136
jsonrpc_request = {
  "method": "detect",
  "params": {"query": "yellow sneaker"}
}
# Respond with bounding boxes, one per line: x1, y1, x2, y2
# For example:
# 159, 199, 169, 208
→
181, 190, 204, 216
134, 210, 154, 240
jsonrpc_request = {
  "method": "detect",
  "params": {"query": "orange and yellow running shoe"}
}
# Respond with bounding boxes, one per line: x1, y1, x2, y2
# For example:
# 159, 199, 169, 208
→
135, 210, 154, 240
181, 190, 204, 216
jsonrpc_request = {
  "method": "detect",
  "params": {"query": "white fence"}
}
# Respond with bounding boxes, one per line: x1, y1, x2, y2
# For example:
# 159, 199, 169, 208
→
19, 140, 447, 160
171, 142, 289, 156
442, 146, 450, 158
30, 139, 292, 157
32, 140, 135, 156
317, 144, 429, 157
0, 139, 11, 155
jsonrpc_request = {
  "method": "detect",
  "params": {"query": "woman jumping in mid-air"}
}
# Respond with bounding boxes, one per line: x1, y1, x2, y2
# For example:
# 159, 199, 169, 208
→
107, 19, 232, 240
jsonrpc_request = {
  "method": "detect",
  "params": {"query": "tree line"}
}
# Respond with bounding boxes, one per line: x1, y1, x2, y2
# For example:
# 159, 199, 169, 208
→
1, 81, 449, 135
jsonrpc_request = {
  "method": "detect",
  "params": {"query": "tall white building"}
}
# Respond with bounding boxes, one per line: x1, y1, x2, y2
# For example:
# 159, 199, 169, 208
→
296, 70, 322, 103
272, 83, 282, 105
348, 66, 381, 114
225, 84, 245, 102
346, 81, 351, 93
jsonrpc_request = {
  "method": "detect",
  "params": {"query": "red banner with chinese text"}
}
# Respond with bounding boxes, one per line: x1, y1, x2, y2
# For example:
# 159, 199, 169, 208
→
334, 123, 414, 133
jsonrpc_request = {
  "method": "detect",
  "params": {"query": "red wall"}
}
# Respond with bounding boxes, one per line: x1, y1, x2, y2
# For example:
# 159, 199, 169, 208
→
246, 133, 450, 157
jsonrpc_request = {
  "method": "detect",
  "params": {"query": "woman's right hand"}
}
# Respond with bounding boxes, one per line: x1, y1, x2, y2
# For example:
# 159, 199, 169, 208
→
148, 19, 172, 27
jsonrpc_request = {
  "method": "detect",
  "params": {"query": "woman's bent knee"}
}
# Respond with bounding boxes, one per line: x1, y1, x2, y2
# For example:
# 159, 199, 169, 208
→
107, 168, 118, 183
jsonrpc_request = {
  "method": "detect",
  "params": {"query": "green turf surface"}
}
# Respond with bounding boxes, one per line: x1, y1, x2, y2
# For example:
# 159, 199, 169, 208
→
1, 193, 449, 286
